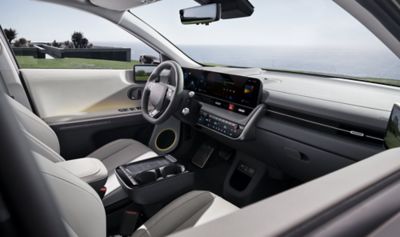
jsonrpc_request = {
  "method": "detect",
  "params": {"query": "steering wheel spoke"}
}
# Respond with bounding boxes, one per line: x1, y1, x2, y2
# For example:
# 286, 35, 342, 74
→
166, 86, 176, 100
149, 109, 160, 118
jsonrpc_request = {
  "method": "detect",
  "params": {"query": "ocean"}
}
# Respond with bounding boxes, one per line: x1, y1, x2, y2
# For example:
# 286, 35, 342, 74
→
97, 42, 400, 80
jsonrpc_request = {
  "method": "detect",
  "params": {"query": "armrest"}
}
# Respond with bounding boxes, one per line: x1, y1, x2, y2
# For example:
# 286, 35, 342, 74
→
56, 158, 108, 189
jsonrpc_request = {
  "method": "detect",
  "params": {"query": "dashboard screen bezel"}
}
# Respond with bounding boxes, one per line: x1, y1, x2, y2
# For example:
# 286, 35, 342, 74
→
183, 68, 263, 115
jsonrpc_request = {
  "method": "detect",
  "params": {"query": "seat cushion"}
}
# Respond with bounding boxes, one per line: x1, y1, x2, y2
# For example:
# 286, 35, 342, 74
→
132, 191, 238, 237
89, 139, 157, 172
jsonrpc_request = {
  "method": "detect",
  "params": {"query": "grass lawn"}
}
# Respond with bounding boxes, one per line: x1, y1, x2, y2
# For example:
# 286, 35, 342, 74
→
16, 56, 139, 69
16, 56, 400, 87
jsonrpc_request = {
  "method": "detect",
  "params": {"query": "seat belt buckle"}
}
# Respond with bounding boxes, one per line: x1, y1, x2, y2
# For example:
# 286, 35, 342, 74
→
119, 210, 140, 236
97, 186, 107, 199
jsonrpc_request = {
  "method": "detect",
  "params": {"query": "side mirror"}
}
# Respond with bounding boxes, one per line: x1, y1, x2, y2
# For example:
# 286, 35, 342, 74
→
180, 3, 221, 25
133, 64, 157, 83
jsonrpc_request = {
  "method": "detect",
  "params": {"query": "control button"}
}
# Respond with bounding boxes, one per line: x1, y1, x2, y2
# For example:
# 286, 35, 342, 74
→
228, 103, 235, 111
118, 108, 128, 112
182, 107, 190, 116
188, 91, 195, 98
238, 108, 246, 114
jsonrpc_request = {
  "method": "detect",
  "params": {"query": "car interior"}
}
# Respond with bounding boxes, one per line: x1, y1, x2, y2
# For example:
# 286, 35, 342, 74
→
1, 0, 400, 236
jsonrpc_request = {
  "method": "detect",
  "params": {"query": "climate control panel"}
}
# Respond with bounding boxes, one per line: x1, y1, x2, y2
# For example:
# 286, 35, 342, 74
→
197, 111, 244, 138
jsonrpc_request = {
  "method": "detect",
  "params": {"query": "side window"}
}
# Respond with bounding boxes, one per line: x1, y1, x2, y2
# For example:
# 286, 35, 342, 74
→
1, 0, 159, 69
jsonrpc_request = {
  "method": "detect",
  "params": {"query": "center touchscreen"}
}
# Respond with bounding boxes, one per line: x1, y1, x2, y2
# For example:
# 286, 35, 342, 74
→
384, 104, 400, 149
183, 68, 261, 115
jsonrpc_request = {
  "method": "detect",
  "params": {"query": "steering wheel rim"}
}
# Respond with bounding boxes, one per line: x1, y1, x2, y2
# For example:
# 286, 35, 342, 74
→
141, 61, 184, 124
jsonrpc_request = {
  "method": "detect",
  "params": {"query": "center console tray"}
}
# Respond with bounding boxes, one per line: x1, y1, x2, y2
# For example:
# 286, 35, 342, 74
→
115, 155, 194, 205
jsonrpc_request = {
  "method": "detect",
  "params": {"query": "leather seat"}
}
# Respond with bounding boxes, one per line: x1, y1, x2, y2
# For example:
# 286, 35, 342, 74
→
35, 152, 238, 237
7, 96, 157, 174
132, 191, 238, 237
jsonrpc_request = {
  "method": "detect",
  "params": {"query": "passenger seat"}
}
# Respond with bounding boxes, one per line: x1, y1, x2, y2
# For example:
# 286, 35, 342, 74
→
35, 152, 238, 237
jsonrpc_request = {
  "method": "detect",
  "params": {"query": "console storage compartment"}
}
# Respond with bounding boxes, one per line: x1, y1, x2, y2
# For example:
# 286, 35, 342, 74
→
115, 155, 194, 205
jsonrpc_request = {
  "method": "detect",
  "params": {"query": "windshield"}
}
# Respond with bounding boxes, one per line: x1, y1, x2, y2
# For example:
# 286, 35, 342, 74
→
133, 0, 400, 85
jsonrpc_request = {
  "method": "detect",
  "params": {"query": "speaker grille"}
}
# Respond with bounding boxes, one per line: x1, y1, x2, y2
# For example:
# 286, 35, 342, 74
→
156, 129, 176, 151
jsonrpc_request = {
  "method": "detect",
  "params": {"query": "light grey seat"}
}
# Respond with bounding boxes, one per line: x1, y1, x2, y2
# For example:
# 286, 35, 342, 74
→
35, 152, 238, 237
7, 95, 157, 172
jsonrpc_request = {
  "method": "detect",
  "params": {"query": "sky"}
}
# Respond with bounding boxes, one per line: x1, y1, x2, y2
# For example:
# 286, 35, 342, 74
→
0, 0, 390, 50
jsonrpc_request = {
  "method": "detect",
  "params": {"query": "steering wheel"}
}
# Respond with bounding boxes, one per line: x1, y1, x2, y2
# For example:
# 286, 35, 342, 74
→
141, 61, 184, 124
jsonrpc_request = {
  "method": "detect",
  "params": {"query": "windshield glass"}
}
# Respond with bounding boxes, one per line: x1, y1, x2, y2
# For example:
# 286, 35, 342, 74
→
133, 0, 400, 85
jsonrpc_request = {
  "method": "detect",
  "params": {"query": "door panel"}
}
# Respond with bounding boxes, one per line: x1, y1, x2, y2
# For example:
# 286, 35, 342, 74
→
21, 69, 142, 120
20, 68, 153, 159
51, 114, 153, 159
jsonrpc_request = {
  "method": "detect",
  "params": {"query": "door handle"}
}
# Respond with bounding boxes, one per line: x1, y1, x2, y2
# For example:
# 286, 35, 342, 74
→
128, 87, 143, 100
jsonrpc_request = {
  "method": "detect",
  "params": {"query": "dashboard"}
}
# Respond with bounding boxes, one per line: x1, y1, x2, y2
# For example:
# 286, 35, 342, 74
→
182, 68, 263, 139
183, 68, 262, 116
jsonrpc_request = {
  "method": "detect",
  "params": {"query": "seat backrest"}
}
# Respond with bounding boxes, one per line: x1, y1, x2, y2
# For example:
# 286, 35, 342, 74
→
34, 152, 106, 237
7, 96, 64, 162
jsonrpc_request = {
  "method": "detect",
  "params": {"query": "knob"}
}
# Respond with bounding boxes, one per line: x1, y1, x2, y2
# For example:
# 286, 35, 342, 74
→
188, 91, 195, 98
182, 107, 190, 116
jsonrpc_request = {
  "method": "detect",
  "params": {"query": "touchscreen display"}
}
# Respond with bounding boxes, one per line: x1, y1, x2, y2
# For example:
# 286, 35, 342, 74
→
384, 104, 400, 149
183, 68, 261, 113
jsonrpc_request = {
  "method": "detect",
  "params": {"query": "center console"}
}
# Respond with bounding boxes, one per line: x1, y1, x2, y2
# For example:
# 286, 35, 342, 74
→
115, 155, 194, 205
197, 111, 245, 138
181, 67, 265, 140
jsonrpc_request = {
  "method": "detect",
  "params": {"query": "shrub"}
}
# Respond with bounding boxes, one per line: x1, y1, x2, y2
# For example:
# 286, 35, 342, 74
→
51, 40, 61, 47
63, 41, 73, 48
18, 38, 27, 46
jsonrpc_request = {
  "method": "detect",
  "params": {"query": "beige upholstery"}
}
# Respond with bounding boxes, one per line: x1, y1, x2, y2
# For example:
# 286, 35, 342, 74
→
9, 95, 60, 153
56, 158, 108, 184
7, 95, 156, 172
89, 139, 157, 172
35, 153, 106, 237
34, 152, 237, 237
133, 191, 238, 237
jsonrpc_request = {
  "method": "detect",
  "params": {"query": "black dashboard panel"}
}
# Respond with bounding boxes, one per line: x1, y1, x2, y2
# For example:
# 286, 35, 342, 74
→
183, 68, 262, 115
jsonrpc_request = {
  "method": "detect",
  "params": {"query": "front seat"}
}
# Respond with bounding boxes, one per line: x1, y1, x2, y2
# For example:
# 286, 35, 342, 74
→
6, 95, 157, 171
35, 152, 238, 237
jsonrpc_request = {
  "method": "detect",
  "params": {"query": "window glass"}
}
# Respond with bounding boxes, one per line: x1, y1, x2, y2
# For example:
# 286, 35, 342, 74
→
133, 0, 400, 86
0, 0, 158, 69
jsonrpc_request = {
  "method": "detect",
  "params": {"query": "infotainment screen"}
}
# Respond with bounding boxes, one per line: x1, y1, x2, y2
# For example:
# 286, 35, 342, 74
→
183, 68, 262, 115
384, 104, 400, 149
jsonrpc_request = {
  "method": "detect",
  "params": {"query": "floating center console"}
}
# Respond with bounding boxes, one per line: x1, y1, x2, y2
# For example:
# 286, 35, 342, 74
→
115, 155, 194, 205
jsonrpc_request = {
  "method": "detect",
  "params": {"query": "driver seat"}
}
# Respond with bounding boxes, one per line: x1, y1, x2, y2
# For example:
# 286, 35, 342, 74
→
6, 95, 157, 174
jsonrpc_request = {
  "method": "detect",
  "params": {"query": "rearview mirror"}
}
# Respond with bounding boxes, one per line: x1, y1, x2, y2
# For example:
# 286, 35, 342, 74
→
133, 64, 157, 83
180, 3, 221, 25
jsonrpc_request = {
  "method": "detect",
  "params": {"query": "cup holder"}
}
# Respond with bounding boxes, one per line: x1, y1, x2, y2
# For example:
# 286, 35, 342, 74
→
160, 164, 185, 178
133, 164, 185, 185
134, 170, 158, 185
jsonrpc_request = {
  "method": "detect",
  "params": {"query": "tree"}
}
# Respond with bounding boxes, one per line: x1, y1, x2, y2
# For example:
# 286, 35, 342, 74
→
18, 38, 27, 46
71, 32, 91, 48
71, 31, 83, 48
81, 38, 89, 48
4, 28, 17, 43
